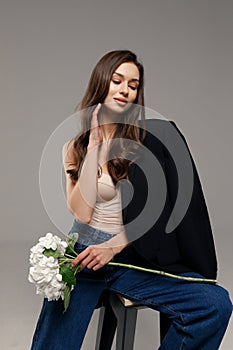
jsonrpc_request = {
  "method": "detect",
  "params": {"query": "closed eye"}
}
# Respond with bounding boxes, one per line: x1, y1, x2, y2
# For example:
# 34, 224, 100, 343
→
112, 80, 121, 84
112, 80, 137, 90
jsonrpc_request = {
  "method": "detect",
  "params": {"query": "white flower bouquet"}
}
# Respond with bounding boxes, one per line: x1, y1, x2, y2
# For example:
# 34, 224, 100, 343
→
28, 232, 80, 312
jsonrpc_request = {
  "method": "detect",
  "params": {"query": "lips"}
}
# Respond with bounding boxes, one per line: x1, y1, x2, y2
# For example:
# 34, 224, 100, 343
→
114, 98, 128, 105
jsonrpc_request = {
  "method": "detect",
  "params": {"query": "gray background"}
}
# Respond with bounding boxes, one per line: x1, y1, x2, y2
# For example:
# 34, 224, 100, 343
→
1, 0, 232, 349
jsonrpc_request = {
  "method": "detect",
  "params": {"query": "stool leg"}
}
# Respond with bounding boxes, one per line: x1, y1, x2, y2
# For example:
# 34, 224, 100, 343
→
159, 312, 171, 343
95, 304, 117, 350
110, 293, 138, 350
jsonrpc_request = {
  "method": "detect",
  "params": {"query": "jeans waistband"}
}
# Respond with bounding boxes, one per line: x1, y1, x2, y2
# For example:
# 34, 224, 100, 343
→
68, 219, 117, 246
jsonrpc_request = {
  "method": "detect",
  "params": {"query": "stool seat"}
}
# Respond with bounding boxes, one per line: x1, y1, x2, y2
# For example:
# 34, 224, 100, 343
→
95, 290, 170, 350
116, 294, 138, 307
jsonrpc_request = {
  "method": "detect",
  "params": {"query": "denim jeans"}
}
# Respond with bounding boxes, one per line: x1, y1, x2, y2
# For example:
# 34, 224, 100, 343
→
31, 219, 232, 350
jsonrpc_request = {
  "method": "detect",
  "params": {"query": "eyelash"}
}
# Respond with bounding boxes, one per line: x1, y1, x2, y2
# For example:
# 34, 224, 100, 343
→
112, 80, 137, 90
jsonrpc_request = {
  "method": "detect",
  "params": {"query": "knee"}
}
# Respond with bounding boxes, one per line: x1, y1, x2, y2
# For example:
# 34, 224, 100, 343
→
211, 287, 232, 326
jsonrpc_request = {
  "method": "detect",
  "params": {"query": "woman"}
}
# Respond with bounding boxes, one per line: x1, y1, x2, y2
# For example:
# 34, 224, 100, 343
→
31, 50, 232, 350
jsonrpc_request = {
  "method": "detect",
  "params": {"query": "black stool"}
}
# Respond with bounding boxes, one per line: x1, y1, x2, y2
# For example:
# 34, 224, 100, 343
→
95, 290, 170, 350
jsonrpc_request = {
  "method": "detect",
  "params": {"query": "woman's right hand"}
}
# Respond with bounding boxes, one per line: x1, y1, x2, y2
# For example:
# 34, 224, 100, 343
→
88, 103, 103, 150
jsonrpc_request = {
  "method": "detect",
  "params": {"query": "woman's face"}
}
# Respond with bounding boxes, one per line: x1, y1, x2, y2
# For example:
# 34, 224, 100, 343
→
103, 62, 140, 114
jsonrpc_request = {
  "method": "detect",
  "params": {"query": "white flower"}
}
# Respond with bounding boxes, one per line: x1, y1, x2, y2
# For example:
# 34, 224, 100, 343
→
28, 233, 68, 301
38, 232, 68, 254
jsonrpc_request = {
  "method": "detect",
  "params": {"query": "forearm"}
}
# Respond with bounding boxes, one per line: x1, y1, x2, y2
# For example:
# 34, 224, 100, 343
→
99, 229, 130, 255
68, 146, 99, 223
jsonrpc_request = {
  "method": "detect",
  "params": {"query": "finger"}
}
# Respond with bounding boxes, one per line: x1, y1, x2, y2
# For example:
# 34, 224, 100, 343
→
72, 256, 80, 267
86, 256, 102, 269
86, 260, 97, 269
78, 246, 98, 268
91, 103, 101, 128
93, 103, 102, 117
80, 250, 99, 268
92, 263, 104, 271
88, 255, 109, 270
71, 247, 90, 266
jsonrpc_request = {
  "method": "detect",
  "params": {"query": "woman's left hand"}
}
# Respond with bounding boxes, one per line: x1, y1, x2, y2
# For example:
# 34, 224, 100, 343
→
72, 244, 115, 271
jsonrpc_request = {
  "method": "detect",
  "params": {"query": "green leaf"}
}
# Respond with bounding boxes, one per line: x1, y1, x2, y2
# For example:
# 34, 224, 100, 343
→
43, 248, 61, 259
63, 285, 71, 313
60, 265, 76, 285
67, 233, 79, 248
65, 245, 77, 256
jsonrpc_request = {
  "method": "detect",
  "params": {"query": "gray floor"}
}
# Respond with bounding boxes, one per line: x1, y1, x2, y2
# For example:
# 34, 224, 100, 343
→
1, 239, 232, 350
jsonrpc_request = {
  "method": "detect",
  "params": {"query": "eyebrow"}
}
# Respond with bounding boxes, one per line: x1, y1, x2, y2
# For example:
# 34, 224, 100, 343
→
113, 71, 139, 83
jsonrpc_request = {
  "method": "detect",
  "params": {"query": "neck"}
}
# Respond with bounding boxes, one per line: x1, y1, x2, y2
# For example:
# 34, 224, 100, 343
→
98, 108, 118, 141
100, 123, 117, 141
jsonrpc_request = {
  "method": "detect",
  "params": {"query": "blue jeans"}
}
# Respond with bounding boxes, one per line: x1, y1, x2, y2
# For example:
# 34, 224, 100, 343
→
31, 220, 232, 350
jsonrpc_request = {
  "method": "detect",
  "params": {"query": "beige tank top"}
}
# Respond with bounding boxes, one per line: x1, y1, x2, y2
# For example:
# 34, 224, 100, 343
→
88, 172, 124, 234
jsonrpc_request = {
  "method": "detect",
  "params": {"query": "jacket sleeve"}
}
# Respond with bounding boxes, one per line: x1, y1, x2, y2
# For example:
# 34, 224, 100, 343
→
163, 120, 218, 279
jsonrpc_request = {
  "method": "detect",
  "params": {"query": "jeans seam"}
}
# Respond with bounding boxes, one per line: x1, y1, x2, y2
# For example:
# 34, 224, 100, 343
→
179, 331, 187, 350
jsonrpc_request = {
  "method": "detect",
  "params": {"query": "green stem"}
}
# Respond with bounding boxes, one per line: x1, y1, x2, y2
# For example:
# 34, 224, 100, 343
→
64, 253, 77, 259
107, 262, 217, 284
58, 258, 74, 265
68, 246, 78, 256
73, 264, 81, 275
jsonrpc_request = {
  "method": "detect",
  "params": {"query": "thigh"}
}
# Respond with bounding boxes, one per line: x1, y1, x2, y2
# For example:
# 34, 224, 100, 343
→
108, 268, 230, 321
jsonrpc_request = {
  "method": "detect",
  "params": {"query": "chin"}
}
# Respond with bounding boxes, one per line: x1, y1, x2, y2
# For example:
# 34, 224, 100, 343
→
103, 101, 132, 115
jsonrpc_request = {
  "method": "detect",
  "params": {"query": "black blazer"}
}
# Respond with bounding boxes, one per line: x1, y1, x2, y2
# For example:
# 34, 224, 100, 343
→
120, 119, 217, 279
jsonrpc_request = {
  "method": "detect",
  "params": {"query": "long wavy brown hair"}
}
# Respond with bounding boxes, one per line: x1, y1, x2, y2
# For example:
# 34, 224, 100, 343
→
66, 50, 146, 185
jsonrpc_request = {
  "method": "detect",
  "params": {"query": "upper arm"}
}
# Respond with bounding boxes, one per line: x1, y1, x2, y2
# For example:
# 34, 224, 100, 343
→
62, 139, 95, 223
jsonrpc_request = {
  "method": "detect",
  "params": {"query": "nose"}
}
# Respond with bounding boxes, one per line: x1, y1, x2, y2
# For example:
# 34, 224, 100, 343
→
119, 82, 129, 96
